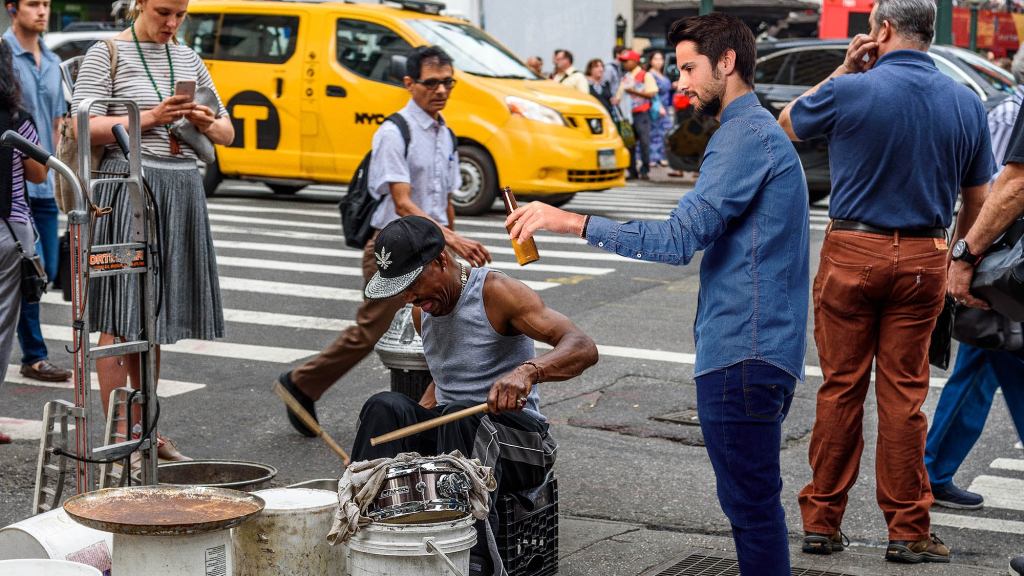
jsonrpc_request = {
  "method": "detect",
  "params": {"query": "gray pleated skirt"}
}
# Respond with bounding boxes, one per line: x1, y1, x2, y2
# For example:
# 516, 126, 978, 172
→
89, 154, 224, 345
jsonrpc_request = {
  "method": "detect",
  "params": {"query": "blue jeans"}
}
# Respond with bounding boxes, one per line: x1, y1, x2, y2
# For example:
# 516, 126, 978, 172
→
925, 343, 1024, 487
16, 196, 58, 365
696, 359, 796, 575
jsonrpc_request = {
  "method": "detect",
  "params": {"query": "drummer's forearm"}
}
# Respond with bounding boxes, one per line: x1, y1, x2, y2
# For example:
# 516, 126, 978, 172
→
530, 330, 599, 383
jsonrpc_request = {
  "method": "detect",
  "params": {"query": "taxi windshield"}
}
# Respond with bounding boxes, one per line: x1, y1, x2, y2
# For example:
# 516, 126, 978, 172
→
406, 19, 539, 80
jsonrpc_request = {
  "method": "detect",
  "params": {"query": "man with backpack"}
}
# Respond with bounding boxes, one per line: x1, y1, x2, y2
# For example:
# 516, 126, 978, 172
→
274, 45, 490, 437
4, 0, 72, 384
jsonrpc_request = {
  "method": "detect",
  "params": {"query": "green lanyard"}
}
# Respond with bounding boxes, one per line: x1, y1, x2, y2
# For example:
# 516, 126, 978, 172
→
131, 23, 175, 102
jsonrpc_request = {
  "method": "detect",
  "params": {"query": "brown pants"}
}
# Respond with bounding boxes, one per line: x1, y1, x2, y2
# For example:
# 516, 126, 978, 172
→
798, 228, 947, 541
291, 232, 404, 401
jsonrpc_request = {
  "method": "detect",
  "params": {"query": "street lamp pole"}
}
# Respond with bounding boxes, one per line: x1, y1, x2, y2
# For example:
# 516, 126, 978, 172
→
969, 2, 980, 51
700, 0, 713, 15
935, 0, 953, 44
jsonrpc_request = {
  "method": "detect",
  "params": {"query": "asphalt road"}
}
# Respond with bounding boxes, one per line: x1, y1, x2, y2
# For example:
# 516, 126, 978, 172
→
1, 180, 1021, 574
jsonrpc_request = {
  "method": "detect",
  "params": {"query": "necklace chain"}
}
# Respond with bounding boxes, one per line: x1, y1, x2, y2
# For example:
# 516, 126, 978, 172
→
458, 262, 468, 287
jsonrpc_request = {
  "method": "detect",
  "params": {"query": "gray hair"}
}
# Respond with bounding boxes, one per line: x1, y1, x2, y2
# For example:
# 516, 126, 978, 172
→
873, 0, 936, 46
1012, 47, 1024, 84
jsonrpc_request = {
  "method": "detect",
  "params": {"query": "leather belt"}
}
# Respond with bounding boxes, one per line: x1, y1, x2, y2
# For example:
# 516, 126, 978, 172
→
830, 219, 946, 239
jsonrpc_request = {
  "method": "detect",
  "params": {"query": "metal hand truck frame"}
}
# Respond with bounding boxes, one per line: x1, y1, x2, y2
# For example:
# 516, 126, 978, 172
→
2, 98, 161, 514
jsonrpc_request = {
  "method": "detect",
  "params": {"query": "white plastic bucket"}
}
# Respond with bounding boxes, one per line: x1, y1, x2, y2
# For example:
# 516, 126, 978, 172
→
0, 558, 103, 575
113, 531, 233, 576
233, 488, 344, 576
347, 516, 476, 576
0, 508, 113, 573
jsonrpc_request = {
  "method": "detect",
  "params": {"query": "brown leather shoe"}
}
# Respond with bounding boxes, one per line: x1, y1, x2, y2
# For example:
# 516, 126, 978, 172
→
802, 530, 849, 555
886, 533, 950, 563
156, 435, 192, 462
20, 360, 72, 382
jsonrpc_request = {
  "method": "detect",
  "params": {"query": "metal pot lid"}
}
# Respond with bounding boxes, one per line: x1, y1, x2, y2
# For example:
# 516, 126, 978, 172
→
63, 486, 265, 536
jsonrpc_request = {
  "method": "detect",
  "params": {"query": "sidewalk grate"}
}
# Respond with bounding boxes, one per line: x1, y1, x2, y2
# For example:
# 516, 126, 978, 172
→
650, 554, 857, 576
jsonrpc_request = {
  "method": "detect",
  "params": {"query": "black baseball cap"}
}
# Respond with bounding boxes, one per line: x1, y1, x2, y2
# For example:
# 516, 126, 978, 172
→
364, 216, 446, 300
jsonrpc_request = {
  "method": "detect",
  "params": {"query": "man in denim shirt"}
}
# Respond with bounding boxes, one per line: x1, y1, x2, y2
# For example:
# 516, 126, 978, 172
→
507, 14, 809, 574
779, 0, 991, 564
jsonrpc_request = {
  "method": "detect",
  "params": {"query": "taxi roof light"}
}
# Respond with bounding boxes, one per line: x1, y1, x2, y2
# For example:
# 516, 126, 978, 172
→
384, 0, 446, 15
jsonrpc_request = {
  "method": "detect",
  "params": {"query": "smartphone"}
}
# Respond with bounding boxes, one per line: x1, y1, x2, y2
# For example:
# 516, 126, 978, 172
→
174, 80, 196, 101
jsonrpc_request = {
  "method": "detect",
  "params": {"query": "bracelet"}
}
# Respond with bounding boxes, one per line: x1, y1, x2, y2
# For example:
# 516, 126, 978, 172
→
521, 361, 544, 385
580, 215, 591, 239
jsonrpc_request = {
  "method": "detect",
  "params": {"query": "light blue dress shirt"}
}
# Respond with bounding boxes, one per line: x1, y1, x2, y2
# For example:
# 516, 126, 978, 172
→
368, 99, 460, 230
4, 28, 65, 200
585, 92, 810, 380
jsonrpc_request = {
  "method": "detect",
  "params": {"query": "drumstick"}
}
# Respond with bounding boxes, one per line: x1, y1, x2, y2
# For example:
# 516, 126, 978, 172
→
371, 403, 489, 446
273, 382, 351, 465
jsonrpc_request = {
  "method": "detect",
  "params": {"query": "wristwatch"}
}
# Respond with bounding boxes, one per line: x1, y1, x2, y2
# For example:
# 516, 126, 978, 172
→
951, 239, 980, 266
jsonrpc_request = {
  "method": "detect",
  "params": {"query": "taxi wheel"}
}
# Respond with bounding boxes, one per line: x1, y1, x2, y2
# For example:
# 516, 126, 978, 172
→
454, 145, 496, 216
202, 160, 222, 198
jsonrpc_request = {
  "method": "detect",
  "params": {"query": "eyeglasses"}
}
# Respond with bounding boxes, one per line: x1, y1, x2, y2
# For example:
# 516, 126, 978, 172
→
414, 77, 457, 91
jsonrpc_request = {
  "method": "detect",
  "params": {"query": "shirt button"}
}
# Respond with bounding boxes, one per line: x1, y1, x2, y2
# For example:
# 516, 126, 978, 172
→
636, 253, 642, 258
597, 242, 604, 247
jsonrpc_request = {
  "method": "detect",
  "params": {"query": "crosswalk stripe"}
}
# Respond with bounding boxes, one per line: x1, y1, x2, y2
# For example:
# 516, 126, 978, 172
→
216, 256, 558, 292
210, 223, 589, 248
0, 417, 66, 441
210, 213, 338, 230
206, 203, 510, 231
214, 239, 633, 263
966, 476, 1024, 511
930, 511, 1024, 535
39, 293, 352, 332
5, 366, 205, 398
40, 324, 316, 364
220, 276, 364, 301
990, 458, 1024, 472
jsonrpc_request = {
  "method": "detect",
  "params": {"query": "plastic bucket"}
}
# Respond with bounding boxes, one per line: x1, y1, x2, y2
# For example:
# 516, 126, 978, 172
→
234, 488, 344, 576
347, 516, 476, 576
132, 460, 277, 492
113, 531, 233, 576
0, 508, 113, 573
0, 559, 102, 575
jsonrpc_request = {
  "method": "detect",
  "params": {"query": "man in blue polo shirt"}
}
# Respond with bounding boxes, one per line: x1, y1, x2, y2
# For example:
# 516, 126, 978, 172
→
779, 0, 992, 564
4, 0, 72, 383
507, 14, 809, 574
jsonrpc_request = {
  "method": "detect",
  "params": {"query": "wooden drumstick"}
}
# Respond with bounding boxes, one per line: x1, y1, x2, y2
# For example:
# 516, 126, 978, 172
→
273, 381, 351, 465
371, 402, 489, 446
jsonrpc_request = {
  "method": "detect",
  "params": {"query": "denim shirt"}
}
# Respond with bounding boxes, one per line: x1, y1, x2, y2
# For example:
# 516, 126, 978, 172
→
4, 29, 65, 200
586, 92, 810, 380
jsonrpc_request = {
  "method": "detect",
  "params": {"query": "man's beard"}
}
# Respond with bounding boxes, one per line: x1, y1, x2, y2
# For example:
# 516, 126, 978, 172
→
695, 94, 722, 117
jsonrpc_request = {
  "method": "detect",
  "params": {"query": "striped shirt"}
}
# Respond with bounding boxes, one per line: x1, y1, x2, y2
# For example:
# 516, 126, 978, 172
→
7, 117, 39, 224
988, 85, 1024, 178
71, 39, 227, 159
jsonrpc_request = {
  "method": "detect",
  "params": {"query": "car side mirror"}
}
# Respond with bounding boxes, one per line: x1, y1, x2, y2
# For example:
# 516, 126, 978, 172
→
389, 55, 408, 83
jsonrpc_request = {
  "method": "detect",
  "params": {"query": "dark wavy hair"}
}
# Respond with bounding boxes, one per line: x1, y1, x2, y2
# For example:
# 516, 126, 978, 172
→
405, 45, 454, 80
0, 40, 22, 113
667, 13, 756, 87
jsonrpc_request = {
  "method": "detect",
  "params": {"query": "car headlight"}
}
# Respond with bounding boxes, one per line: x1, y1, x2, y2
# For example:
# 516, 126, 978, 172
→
505, 96, 566, 126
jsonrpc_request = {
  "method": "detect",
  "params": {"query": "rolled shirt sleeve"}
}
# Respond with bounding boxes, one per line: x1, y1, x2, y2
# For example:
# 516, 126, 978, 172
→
789, 79, 838, 141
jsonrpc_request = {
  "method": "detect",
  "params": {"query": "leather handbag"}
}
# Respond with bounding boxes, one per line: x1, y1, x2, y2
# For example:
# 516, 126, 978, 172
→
971, 218, 1024, 321
953, 304, 1024, 352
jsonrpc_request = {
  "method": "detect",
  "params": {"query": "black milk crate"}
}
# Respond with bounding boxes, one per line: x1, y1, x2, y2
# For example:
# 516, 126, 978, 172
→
496, 476, 558, 576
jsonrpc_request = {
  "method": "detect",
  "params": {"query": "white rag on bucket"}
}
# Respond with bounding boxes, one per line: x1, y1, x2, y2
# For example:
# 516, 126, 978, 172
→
327, 450, 496, 545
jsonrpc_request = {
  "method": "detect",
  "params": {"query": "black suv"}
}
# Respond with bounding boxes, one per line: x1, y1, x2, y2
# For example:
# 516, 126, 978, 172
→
667, 39, 1016, 203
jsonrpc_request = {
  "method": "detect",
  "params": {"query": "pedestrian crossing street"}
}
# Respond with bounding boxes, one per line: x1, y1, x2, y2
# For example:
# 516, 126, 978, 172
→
930, 455, 1024, 535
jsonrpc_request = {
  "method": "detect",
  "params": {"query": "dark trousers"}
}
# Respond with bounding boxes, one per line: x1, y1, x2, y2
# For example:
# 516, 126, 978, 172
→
799, 229, 946, 541
16, 197, 58, 365
291, 232, 404, 401
629, 112, 652, 178
697, 360, 795, 575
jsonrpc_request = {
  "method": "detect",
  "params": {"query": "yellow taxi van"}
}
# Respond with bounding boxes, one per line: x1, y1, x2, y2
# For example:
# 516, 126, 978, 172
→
180, 0, 629, 214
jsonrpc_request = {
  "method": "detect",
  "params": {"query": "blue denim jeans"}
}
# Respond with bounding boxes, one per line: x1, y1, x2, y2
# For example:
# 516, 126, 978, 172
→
696, 359, 796, 575
925, 343, 1024, 487
16, 196, 58, 365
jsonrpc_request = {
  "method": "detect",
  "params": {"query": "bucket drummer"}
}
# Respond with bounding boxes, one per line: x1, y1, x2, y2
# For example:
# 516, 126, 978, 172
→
347, 215, 598, 576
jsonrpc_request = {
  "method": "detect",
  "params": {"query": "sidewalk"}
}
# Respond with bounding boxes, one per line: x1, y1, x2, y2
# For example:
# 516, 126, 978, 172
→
559, 516, 1007, 576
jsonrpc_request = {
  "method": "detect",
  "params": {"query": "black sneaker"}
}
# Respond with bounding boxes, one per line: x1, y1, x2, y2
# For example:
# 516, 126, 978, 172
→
885, 533, 950, 564
802, 530, 849, 555
275, 371, 318, 438
932, 482, 984, 510
1011, 554, 1024, 576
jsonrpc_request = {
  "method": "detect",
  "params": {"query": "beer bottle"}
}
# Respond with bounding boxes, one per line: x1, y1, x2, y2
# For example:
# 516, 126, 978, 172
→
500, 186, 540, 266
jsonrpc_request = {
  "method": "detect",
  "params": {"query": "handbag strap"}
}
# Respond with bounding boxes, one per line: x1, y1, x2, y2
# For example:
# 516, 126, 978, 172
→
1, 217, 27, 256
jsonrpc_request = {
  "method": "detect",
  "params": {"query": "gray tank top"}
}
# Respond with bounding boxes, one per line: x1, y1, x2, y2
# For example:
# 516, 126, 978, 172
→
422, 267, 543, 421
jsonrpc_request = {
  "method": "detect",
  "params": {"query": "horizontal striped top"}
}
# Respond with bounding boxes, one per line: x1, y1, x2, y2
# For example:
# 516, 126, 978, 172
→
7, 117, 39, 224
71, 39, 227, 159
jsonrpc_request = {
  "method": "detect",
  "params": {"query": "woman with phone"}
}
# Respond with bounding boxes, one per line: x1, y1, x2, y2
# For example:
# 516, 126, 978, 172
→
0, 39, 47, 444
71, 0, 234, 460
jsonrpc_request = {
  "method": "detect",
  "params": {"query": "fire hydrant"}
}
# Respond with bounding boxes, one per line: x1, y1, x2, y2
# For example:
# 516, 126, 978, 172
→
374, 304, 432, 401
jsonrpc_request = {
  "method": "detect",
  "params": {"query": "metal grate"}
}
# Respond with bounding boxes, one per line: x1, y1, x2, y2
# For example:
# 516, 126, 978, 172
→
650, 554, 858, 576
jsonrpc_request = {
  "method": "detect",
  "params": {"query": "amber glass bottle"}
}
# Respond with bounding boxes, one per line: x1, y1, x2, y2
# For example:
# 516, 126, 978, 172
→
500, 186, 540, 266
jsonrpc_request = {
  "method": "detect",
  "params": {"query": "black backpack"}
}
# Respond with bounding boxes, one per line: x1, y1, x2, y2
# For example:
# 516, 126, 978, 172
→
338, 113, 456, 249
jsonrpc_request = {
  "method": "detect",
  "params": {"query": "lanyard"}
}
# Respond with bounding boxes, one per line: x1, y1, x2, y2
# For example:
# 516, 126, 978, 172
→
131, 23, 175, 101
